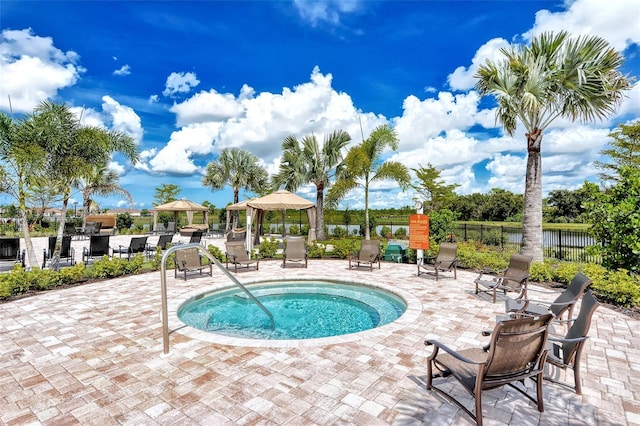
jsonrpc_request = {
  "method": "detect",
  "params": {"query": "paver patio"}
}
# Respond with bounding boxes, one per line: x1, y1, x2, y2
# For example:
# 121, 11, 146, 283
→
1, 235, 639, 425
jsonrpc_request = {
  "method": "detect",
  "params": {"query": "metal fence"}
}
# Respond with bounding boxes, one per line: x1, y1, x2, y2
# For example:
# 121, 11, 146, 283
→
452, 223, 599, 263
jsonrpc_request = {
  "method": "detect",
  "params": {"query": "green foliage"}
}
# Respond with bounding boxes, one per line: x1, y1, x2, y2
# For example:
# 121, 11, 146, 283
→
393, 227, 407, 239
0, 263, 85, 298
207, 244, 225, 262
330, 238, 356, 259
529, 260, 556, 283
379, 225, 392, 238
596, 119, 640, 183
288, 224, 300, 235
412, 163, 459, 211
257, 237, 279, 259
307, 241, 326, 258
428, 209, 457, 244
585, 166, 640, 272
153, 183, 180, 206
87, 254, 144, 278
454, 241, 511, 271
590, 269, 640, 307
116, 213, 134, 231
332, 226, 348, 238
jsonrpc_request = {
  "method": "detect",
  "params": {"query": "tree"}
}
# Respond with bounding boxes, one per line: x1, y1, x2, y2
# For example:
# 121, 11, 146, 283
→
78, 162, 133, 220
202, 148, 268, 230
584, 166, 640, 273
475, 31, 631, 262
412, 163, 459, 212
272, 130, 351, 240
595, 120, 640, 183
0, 110, 49, 267
153, 183, 181, 206
328, 125, 411, 240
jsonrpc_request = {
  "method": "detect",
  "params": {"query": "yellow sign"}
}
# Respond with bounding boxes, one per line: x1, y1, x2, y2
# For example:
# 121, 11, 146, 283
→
409, 214, 430, 250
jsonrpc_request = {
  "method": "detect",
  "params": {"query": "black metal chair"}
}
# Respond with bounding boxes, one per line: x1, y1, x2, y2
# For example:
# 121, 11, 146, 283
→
82, 235, 111, 264
145, 234, 173, 259
112, 236, 148, 260
42, 236, 75, 268
0, 237, 24, 270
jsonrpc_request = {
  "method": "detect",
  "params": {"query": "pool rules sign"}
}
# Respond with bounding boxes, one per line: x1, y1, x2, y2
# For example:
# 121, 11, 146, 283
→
409, 214, 430, 250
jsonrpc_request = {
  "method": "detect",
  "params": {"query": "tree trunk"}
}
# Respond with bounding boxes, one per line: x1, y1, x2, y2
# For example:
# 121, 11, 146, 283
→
19, 208, 37, 269
521, 130, 544, 262
51, 198, 69, 271
316, 183, 325, 240
364, 181, 370, 240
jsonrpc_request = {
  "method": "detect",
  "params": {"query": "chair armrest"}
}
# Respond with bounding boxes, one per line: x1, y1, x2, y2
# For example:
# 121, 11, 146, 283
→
548, 335, 589, 344
424, 339, 484, 365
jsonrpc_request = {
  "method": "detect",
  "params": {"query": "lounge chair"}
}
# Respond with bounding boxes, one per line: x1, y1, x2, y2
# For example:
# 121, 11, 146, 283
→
177, 230, 204, 245
64, 222, 80, 239
417, 243, 457, 280
545, 290, 600, 394
165, 221, 176, 234
112, 236, 148, 260
282, 236, 307, 268
151, 223, 166, 235
348, 240, 381, 271
475, 253, 533, 303
425, 313, 554, 426
0, 237, 25, 270
174, 247, 212, 280
42, 236, 75, 268
82, 235, 111, 264
145, 234, 173, 259
225, 240, 259, 273
505, 272, 592, 323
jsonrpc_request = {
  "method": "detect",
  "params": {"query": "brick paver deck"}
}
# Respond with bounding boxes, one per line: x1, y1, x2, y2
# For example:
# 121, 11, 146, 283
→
1, 235, 638, 425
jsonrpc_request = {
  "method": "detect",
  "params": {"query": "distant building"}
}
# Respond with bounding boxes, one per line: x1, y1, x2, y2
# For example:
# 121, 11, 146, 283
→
106, 208, 142, 217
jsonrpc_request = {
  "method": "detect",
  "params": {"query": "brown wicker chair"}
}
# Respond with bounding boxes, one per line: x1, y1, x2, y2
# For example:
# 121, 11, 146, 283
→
348, 239, 381, 271
282, 236, 307, 268
425, 313, 554, 426
224, 240, 259, 273
174, 247, 212, 280
417, 243, 457, 281
505, 272, 592, 323
545, 290, 600, 394
475, 253, 532, 303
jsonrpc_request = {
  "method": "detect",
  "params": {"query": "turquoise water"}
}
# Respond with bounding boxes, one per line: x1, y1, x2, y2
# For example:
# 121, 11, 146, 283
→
178, 280, 407, 340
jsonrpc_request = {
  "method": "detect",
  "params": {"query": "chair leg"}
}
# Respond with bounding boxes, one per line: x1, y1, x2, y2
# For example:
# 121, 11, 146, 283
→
475, 387, 483, 426
536, 371, 545, 412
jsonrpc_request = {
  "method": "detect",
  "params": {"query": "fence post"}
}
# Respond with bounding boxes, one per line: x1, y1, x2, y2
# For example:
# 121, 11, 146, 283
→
501, 226, 504, 249
558, 229, 563, 260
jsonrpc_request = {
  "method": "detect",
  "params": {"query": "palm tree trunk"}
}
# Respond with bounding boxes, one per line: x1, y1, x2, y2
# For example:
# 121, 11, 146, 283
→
19, 209, 37, 269
316, 183, 325, 240
364, 182, 370, 240
521, 130, 544, 262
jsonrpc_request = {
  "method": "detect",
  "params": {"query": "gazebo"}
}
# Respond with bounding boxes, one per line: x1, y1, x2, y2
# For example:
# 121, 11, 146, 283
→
226, 190, 317, 247
151, 199, 209, 234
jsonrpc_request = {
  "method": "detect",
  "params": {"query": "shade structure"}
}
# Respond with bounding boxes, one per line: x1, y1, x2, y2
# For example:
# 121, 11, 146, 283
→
225, 198, 255, 232
151, 198, 209, 230
240, 190, 316, 247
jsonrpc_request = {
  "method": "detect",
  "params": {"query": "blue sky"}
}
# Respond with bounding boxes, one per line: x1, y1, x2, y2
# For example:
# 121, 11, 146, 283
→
1, 0, 639, 212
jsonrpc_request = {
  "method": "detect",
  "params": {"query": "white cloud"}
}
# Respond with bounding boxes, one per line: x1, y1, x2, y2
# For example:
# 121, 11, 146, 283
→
0, 28, 85, 112
170, 89, 245, 127
163, 71, 200, 97
148, 94, 159, 103
113, 64, 131, 76
293, 0, 360, 26
447, 38, 511, 91
524, 0, 640, 51
101, 96, 144, 144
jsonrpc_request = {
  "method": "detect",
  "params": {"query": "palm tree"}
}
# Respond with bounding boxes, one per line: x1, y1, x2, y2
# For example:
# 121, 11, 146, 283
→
202, 148, 268, 230
328, 125, 411, 240
35, 101, 139, 269
271, 130, 351, 241
475, 31, 631, 262
77, 161, 134, 220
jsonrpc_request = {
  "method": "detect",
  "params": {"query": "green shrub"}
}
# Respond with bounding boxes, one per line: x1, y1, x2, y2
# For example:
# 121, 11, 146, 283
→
529, 260, 555, 283
257, 237, 279, 259
591, 269, 640, 307
116, 213, 134, 231
88, 254, 144, 278
331, 239, 356, 259
332, 226, 348, 238
379, 226, 392, 238
552, 262, 581, 284
288, 225, 300, 236
393, 227, 408, 239
307, 241, 326, 258
207, 244, 225, 262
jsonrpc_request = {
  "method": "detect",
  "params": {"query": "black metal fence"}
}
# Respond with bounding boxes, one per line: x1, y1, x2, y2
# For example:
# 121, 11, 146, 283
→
453, 223, 599, 263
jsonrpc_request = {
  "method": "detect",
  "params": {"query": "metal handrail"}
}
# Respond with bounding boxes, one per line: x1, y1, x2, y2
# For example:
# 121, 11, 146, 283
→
160, 243, 274, 355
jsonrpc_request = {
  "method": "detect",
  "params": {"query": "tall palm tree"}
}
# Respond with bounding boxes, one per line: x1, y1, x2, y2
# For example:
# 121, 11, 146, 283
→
475, 31, 631, 262
202, 148, 268, 230
271, 129, 351, 241
35, 101, 139, 269
77, 161, 134, 220
328, 125, 411, 240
